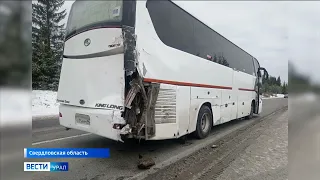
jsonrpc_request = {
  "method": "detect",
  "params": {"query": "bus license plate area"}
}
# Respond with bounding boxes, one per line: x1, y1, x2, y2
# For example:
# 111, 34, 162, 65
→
75, 113, 90, 125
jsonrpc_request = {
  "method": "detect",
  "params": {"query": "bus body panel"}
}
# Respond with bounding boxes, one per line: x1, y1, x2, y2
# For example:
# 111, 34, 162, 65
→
149, 124, 179, 140
57, 24, 126, 141
152, 84, 178, 139
258, 98, 263, 114
221, 90, 232, 123
176, 86, 191, 137
135, 1, 234, 86
190, 87, 222, 126
59, 104, 124, 141
234, 71, 256, 118
231, 70, 239, 120
188, 95, 221, 134
57, 54, 125, 110
135, 1, 256, 130
148, 84, 191, 140
58, 27, 125, 110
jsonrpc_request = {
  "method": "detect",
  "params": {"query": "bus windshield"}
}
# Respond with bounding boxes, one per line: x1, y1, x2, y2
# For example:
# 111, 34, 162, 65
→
66, 0, 123, 39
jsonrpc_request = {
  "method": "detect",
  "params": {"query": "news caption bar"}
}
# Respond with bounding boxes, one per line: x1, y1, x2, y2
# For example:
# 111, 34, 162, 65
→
24, 148, 110, 158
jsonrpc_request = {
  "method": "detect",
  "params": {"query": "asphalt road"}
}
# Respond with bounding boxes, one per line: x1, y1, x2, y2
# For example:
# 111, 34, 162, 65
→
31, 98, 288, 180
289, 93, 320, 180
144, 106, 288, 180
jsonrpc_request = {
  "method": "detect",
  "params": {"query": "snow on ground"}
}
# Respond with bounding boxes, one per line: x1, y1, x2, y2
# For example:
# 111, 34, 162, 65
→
261, 94, 285, 99
32, 90, 59, 117
0, 88, 32, 126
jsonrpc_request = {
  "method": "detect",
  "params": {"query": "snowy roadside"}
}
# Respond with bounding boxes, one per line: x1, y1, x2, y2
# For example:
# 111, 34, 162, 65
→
32, 90, 59, 118
0, 88, 31, 127
31, 90, 286, 118
261, 93, 285, 99
261, 97, 282, 99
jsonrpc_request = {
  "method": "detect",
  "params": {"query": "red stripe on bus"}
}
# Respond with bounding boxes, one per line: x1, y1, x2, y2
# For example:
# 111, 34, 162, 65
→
238, 88, 255, 91
143, 78, 232, 90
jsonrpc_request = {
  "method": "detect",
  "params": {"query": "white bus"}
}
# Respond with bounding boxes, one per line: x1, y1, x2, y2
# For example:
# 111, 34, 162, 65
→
57, 0, 268, 142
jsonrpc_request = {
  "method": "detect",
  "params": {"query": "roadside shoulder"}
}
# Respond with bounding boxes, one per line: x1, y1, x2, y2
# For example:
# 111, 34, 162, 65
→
216, 110, 288, 180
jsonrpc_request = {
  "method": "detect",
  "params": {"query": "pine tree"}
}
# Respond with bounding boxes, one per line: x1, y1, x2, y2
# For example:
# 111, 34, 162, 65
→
32, 0, 66, 90
276, 76, 281, 86
217, 55, 223, 65
222, 56, 229, 67
213, 54, 217, 62
281, 82, 287, 94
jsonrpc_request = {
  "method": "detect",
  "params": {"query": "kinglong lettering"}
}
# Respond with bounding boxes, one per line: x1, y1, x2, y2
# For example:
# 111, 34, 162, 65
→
95, 103, 123, 110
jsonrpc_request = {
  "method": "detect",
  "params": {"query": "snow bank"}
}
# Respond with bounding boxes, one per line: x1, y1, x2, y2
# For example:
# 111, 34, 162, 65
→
32, 90, 59, 117
261, 93, 286, 99
276, 94, 285, 98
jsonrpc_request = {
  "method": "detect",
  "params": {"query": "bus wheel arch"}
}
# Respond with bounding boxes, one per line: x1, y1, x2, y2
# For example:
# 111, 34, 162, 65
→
245, 100, 255, 119
202, 102, 213, 125
252, 99, 256, 111
193, 102, 213, 139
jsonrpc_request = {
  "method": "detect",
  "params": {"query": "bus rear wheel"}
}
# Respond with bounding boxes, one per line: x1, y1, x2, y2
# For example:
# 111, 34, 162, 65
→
194, 105, 213, 139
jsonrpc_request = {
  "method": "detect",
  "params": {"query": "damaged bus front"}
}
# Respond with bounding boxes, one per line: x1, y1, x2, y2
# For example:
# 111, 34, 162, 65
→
57, 0, 155, 142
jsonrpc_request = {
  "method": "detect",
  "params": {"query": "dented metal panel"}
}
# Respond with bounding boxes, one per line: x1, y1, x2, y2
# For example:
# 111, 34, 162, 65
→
154, 88, 177, 124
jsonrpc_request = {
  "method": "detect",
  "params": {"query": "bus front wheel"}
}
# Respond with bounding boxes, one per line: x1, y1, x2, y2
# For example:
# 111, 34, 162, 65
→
194, 105, 213, 139
245, 102, 254, 120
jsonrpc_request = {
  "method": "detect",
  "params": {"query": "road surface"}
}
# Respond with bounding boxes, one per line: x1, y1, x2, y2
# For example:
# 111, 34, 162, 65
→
289, 93, 320, 180
31, 98, 288, 180
143, 106, 288, 180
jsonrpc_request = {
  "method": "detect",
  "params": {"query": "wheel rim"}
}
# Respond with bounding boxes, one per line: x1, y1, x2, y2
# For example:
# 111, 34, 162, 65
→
200, 113, 210, 133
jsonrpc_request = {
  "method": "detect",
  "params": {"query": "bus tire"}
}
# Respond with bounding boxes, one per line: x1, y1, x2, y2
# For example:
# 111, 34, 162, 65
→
245, 102, 254, 120
194, 105, 213, 139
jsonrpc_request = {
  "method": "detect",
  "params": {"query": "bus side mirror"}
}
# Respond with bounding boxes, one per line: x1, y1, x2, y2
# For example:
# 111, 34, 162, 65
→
258, 67, 268, 79
257, 70, 261, 77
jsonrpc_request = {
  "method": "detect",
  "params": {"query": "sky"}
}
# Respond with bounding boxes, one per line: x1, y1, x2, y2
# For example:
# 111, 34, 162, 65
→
60, 1, 320, 84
